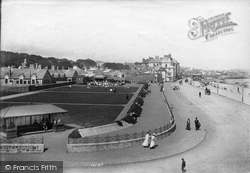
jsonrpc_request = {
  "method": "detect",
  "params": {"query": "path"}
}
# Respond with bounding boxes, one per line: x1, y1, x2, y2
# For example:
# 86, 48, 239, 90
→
1, 83, 205, 170
64, 81, 250, 173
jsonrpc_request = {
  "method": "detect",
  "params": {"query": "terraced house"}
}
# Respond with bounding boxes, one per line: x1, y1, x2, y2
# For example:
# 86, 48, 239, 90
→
0, 66, 53, 86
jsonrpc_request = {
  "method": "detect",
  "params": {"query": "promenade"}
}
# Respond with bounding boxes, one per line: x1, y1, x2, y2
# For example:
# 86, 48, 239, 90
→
1, 82, 206, 170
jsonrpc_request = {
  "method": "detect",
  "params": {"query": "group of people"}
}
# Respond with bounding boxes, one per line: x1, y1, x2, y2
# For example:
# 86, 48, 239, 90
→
142, 132, 157, 149
186, 117, 201, 131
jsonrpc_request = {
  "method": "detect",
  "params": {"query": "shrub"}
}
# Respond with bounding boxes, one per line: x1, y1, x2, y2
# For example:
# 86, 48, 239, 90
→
122, 115, 137, 124
139, 92, 146, 98
115, 120, 123, 126
135, 97, 144, 106
68, 129, 81, 138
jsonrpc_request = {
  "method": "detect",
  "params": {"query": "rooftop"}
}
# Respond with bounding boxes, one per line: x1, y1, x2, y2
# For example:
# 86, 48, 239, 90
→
0, 104, 68, 118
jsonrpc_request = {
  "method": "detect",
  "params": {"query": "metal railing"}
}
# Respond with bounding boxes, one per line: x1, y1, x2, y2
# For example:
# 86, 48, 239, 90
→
68, 120, 174, 144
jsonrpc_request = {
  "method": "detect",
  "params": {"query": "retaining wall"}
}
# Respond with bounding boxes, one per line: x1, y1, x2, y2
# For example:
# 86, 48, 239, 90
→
67, 120, 176, 153
0, 137, 44, 154
0, 144, 44, 153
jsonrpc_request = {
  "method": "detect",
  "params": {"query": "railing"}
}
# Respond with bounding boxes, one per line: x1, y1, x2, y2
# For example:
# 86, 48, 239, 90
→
68, 120, 174, 144
161, 90, 175, 121
191, 81, 250, 105
1, 86, 29, 96
0, 136, 44, 144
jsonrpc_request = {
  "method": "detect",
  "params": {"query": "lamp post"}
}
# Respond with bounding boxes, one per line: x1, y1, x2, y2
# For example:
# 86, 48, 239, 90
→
241, 86, 244, 103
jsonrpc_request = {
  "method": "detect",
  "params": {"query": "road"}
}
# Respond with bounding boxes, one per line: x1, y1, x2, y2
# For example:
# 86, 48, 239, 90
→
67, 82, 250, 173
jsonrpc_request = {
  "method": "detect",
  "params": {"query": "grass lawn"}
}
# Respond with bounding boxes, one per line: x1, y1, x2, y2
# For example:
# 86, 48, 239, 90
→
1, 85, 139, 126
4, 92, 133, 104
55, 104, 124, 126
0, 103, 123, 126
47, 85, 138, 93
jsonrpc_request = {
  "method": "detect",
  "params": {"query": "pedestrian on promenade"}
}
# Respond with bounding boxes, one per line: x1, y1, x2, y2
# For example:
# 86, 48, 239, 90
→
194, 117, 201, 131
149, 133, 156, 149
199, 92, 201, 98
142, 132, 150, 148
186, 118, 191, 130
181, 158, 187, 173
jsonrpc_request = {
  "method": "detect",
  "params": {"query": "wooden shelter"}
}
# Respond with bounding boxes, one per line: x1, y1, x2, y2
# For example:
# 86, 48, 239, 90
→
0, 104, 67, 138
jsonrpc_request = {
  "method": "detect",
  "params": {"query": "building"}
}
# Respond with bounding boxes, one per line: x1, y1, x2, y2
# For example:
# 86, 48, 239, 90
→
49, 65, 67, 82
62, 69, 78, 82
137, 54, 180, 82
1, 66, 53, 86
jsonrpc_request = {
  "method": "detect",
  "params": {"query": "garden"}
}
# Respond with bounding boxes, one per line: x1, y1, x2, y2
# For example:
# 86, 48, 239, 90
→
4, 92, 133, 104
1, 85, 139, 127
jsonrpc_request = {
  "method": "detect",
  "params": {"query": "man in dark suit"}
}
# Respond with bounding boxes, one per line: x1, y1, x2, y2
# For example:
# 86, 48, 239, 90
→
181, 158, 186, 172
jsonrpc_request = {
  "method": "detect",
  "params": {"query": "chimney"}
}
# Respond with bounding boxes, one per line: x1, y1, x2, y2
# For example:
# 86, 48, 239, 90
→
38, 65, 41, 69
68, 67, 70, 70
52, 65, 55, 71
45, 66, 48, 69
35, 63, 38, 68
21, 63, 24, 69
57, 67, 59, 71
62, 66, 64, 70
30, 64, 34, 69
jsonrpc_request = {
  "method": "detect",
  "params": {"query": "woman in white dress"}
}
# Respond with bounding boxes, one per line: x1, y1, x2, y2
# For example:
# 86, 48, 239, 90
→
142, 132, 150, 147
150, 133, 156, 149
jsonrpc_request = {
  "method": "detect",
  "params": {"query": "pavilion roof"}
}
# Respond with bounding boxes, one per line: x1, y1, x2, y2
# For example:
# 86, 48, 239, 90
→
0, 104, 67, 119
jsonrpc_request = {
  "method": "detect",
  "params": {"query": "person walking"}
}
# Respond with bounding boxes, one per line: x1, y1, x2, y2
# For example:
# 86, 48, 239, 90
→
199, 92, 201, 98
194, 117, 201, 131
186, 118, 191, 130
181, 158, 187, 173
142, 132, 150, 148
149, 133, 156, 149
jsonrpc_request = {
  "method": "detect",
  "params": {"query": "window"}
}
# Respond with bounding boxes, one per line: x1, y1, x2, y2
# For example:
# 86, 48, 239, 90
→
32, 80, 35, 84
24, 81, 27, 84
5, 79, 8, 84
20, 79, 23, 84
28, 81, 31, 84
16, 81, 19, 84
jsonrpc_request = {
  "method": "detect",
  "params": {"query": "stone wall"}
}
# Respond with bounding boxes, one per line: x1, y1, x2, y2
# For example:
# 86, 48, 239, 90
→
67, 121, 176, 153
0, 144, 44, 153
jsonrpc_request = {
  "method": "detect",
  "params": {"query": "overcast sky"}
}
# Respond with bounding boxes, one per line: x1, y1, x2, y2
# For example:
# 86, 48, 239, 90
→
2, 0, 250, 70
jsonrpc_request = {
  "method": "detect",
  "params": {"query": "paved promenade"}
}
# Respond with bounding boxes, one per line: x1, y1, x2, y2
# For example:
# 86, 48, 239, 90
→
73, 81, 249, 173
1, 82, 206, 171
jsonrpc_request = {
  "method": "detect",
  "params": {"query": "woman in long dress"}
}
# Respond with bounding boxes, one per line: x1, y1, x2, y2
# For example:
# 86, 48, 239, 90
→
142, 132, 150, 147
150, 133, 156, 149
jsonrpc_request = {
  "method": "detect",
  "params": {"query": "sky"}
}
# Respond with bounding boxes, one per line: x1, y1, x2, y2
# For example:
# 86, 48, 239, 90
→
2, 0, 250, 70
